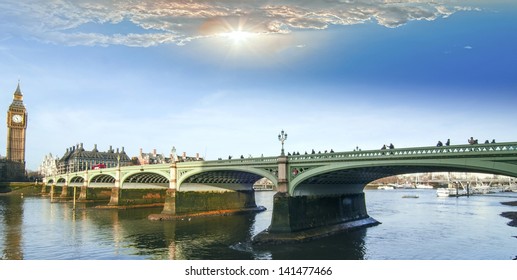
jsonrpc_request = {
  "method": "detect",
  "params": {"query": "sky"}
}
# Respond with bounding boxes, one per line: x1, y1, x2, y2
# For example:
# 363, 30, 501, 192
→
0, 0, 516, 171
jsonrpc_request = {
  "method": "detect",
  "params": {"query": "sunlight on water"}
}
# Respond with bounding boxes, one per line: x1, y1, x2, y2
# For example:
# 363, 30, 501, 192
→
1, 190, 516, 260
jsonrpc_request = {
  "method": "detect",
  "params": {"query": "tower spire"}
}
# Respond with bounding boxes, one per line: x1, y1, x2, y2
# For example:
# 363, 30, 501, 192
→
14, 81, 22, 97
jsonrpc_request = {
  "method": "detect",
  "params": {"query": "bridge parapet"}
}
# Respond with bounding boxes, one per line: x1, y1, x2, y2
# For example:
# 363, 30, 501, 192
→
288, 142, 517, 163
177, 156, 278, 167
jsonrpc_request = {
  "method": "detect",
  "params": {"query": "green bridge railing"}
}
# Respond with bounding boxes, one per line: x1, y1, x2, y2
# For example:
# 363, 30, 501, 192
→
286, 141, 517, 162
52, 142, 517, 176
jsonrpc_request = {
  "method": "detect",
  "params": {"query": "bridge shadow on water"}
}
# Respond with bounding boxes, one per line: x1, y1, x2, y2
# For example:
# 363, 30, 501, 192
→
81, 206, 368, 260
249, 229, 367, 260
83, 207, 261, 259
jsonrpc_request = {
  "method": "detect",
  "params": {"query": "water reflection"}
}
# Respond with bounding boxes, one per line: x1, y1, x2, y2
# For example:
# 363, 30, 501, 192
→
78, 206, 259, 259
252, 229, 367, 260
1, 190, 515, 260
0, 195, 23, 260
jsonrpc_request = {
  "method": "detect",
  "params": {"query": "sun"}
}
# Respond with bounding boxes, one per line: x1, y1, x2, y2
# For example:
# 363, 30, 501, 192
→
221, 30, 254, 44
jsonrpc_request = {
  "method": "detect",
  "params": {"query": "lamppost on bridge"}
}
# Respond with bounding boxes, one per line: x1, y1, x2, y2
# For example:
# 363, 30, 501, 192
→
171, 146, 178, 162
278, 129, 287, 156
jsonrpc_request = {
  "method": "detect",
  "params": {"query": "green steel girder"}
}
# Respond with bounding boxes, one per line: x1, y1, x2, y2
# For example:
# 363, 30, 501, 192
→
69, 176, 84, 183
44, 142, 517, 195
288, 157, 517, 195
90, 174, 115, 184
124, 172, 169, 184
177, 166, 278, 189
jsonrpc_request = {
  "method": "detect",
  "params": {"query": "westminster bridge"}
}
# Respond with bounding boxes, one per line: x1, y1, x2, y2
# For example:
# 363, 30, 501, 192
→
43, 141, 517, 241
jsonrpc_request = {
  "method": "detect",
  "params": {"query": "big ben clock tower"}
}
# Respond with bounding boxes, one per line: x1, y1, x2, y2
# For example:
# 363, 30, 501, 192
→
6, 82, 27, 178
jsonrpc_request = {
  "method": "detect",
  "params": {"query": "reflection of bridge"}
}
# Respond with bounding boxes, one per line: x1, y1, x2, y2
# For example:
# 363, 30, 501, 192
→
44, 142, 517, 241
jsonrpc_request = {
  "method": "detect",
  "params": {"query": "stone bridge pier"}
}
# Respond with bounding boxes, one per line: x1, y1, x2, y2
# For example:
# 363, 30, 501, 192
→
151, 160, 266, 220
254, 155, 379, 243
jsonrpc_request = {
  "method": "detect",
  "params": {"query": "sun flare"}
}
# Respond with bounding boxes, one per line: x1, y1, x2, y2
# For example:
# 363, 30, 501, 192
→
221, 30, 254, 44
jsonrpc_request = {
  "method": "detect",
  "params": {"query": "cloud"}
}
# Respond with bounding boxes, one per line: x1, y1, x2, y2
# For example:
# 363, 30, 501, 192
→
0, 1, 477, 47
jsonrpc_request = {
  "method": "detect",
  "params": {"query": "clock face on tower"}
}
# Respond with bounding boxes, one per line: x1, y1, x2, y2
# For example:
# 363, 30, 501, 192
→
12, 114, 23, 123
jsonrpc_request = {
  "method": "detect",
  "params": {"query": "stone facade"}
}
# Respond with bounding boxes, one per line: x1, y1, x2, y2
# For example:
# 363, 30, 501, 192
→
137, 148, 167, 165
38, 153, 58, 178
137, 148, 204, 165
57, 143, 131, 174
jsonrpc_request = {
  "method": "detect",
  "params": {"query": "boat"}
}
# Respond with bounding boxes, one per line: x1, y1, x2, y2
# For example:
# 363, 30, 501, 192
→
378, 185, 395, 190
436, 188, 452, 197
402, 195, 419, 198
415, 184, 434, 189
436, 187, 467, 197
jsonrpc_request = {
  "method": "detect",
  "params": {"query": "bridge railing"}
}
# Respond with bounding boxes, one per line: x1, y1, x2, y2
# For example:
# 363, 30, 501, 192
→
178, 156, 279, 167
286, 142, 517, 162
49, 142, 517, 177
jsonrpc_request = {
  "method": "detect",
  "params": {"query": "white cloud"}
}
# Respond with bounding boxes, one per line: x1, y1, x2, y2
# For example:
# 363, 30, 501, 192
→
0, 0, 477, 47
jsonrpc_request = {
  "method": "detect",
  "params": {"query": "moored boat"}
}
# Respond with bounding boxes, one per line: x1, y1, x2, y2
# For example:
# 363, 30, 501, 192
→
415, 184, 434, 189
378, 185, 395, 190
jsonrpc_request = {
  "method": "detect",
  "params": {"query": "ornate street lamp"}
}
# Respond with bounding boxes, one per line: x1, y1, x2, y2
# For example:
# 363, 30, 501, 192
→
171, 146, 177, 162
278, 129, 287, 156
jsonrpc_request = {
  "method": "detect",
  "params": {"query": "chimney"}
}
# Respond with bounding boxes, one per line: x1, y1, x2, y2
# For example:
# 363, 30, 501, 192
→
196, 153, 199, 160
182, 152, 186, 159
153, 149, 157, 156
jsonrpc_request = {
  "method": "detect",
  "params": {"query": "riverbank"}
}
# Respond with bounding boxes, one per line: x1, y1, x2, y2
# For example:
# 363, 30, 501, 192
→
0, 182, 39, 195
500, 201, 517, 260
500, 201, 517, 227
148, 206, 266, 221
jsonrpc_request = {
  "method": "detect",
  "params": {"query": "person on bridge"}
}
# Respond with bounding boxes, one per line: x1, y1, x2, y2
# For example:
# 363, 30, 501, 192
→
437, 141, 443, 147
446, 139, 450, 146
468, 137, 478, 145
389, 143, 395, 155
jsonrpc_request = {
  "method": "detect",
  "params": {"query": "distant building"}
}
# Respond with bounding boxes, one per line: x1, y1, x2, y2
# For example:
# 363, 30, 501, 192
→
137, 148, 167, 165
38, 153, 58, 178
57, 143, 131, 174
178, 151, 204, 162
137, 148, 204, 165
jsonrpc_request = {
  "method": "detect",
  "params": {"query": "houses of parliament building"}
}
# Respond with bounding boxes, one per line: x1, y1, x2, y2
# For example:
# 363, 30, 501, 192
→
0, 83, 28, 181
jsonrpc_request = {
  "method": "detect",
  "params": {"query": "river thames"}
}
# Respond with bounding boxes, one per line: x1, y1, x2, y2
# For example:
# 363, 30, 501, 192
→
1, 189, 516, 260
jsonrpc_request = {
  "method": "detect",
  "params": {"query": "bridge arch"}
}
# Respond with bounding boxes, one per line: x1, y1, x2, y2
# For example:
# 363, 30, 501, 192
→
122, 171, 169, 188
69, 175, 85, 187
177, 166, 278, 192
290, 158, 517, 196
89, 174, 116, 188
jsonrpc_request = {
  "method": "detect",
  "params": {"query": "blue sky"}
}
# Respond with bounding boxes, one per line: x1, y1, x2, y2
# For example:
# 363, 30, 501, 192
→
0, 0, 516, 171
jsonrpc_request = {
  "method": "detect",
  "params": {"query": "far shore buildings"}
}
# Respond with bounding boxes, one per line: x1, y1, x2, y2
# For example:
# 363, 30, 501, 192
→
38, 153, 58, 178
137, 148, 203, 165
38, 145, 204, 178
56, 143, 131, 174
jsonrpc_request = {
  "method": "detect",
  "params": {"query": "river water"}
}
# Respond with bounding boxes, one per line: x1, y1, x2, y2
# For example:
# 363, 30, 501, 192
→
1, 189, 516, 260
